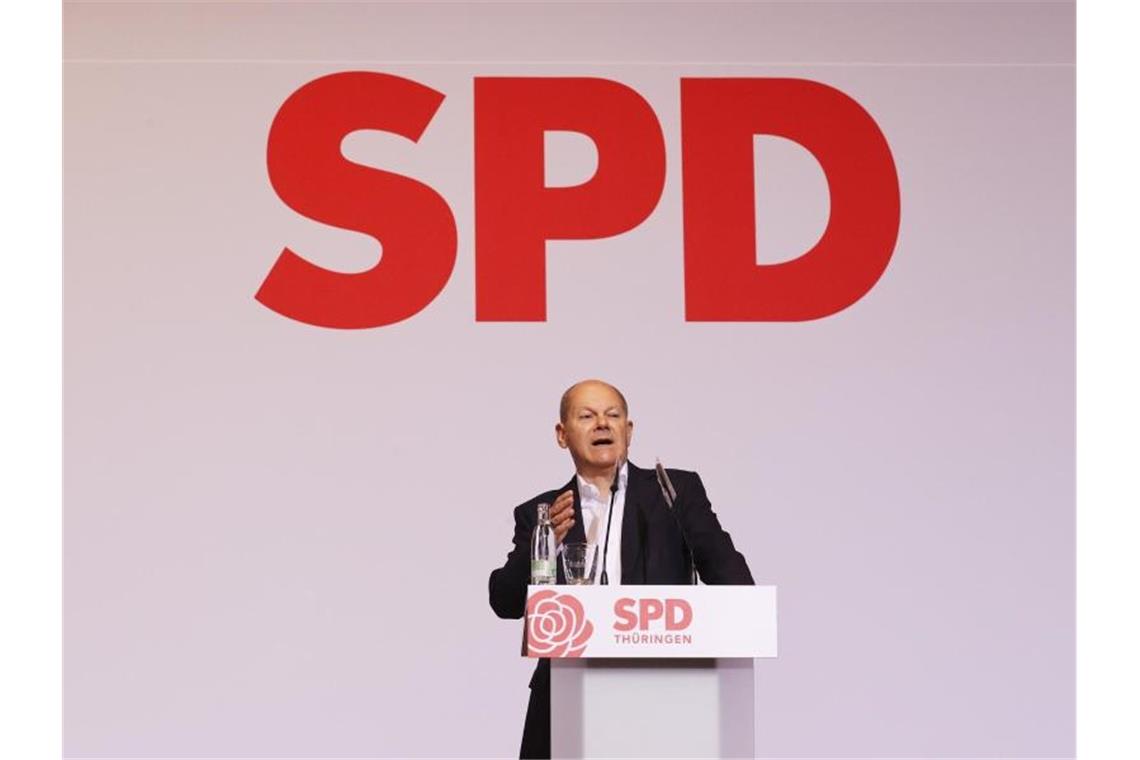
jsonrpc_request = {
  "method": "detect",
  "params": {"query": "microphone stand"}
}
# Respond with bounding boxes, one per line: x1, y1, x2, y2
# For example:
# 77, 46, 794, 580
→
598, 462, 622, 585
656, 459, 698, 585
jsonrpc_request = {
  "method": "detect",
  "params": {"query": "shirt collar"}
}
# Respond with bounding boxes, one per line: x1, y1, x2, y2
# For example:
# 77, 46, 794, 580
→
576, 461, 629, 500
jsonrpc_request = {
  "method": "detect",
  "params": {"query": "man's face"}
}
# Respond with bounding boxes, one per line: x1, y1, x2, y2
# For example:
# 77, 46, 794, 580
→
556, 383, 633, 474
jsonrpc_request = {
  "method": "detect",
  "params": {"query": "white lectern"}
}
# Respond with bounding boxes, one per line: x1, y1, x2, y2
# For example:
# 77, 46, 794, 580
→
524, 585, 777, 759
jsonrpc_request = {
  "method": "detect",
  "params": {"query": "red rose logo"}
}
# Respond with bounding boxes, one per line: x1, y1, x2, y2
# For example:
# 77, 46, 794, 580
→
525, 590, 594, 657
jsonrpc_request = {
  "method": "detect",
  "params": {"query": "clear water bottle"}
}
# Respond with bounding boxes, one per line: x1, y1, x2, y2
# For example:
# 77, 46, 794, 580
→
530, 503, 556, 584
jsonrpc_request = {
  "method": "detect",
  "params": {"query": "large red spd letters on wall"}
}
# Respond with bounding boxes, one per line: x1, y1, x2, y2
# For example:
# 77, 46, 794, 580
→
257, 72, 900, 329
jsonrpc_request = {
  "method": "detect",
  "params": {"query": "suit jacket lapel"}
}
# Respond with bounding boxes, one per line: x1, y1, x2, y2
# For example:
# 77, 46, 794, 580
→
620, 462, 648, 584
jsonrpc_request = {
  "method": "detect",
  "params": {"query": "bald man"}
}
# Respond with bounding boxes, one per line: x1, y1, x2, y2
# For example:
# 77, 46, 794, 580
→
488, 380, 754, 759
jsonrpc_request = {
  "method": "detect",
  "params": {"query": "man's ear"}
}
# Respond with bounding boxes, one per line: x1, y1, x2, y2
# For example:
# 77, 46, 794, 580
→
627, 419, 634, 445
555, 422, 567, 448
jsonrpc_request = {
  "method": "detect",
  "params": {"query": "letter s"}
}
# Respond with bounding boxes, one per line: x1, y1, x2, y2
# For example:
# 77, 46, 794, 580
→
258, 72, 457, 328
613, 597, 637, 632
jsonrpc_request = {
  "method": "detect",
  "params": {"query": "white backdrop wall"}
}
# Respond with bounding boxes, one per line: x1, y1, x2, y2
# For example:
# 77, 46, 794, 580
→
64, 2, 1074, 757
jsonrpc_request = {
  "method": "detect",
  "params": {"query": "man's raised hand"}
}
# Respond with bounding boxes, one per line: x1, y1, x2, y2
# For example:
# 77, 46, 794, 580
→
550, 489, 576, 543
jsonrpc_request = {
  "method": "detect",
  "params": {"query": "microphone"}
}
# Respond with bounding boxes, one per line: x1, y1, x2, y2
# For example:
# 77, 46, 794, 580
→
598, 460, 623, 585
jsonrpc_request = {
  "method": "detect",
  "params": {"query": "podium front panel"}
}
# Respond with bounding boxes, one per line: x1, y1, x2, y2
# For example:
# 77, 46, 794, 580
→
550, 658, 755, 758
524, 584, 777, 659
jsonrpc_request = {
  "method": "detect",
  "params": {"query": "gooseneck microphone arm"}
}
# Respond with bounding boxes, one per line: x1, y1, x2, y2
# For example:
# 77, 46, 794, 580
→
656, 459, 698, 585
598, 461, 623, 585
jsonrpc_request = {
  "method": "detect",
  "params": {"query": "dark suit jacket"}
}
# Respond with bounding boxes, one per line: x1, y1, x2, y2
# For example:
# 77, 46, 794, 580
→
487, 461, 754, 758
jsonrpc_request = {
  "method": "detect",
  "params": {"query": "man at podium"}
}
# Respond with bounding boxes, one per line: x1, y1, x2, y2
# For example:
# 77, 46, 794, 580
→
488, 379, 754, 759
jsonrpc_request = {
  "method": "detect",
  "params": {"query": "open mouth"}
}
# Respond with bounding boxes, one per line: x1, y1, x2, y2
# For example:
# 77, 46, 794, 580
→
591, 438, 614, 447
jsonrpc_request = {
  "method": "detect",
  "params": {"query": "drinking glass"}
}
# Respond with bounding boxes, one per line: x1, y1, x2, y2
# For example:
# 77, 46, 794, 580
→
561, 542, 598, 585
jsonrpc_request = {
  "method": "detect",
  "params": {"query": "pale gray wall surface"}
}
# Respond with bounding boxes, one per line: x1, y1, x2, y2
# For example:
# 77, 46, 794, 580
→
64, 2, 1074, 757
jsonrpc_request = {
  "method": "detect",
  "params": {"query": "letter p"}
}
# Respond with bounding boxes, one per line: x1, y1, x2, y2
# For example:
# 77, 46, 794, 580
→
474, 77, 666, 320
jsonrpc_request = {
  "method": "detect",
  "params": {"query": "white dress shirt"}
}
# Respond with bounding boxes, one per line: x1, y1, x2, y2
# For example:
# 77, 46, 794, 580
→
575, 461, 628, 585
